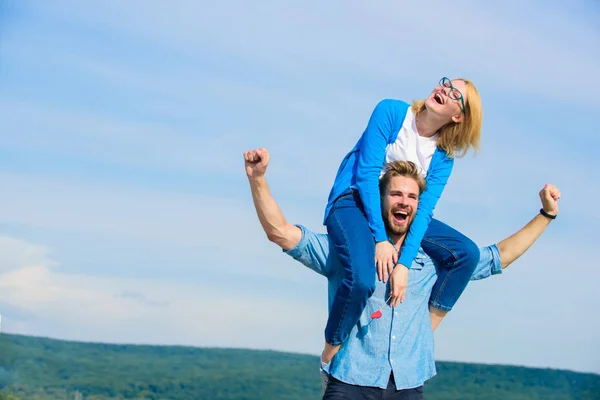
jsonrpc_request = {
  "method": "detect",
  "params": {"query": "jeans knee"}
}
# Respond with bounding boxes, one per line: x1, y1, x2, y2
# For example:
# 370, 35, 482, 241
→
352, 274, 375, 300
462, 239, 480, 270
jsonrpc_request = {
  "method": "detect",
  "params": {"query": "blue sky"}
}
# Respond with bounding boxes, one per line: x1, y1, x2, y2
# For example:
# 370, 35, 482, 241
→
0, 0, 599, 374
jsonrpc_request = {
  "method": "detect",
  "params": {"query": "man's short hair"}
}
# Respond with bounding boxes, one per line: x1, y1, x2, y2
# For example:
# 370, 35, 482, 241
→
379, 161, 427, 196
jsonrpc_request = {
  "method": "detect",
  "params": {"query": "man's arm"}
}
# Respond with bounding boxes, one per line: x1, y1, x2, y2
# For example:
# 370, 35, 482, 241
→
431, 184, 560, 331
497, 184, 560, 269
470, 183, 561, 280
245, 148, 302, 251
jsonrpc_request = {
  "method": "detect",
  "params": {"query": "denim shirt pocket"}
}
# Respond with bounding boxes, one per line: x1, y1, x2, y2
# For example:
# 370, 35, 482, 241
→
409, 258, 431, 296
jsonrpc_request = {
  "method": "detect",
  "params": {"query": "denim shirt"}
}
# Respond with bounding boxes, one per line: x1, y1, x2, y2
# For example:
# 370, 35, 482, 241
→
284, 225, 503, 390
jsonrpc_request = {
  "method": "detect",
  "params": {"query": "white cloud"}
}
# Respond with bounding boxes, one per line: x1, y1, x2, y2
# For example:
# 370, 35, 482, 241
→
0, 171, 331, 287
0, 235, 329, 352
0, 236, 55, 274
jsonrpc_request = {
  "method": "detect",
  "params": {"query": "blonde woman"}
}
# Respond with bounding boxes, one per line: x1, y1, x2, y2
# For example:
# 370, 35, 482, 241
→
321, 77, 483, 368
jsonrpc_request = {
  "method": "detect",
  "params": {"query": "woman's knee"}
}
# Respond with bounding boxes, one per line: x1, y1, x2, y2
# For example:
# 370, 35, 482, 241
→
352, 270, 376, 299
461, 237, 480, 269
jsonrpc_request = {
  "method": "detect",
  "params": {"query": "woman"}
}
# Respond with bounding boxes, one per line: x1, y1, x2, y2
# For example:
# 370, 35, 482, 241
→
321, 77, 483, 367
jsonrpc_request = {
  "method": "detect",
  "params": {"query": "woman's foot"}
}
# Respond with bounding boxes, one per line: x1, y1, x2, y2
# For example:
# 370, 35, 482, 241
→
321, 342, 341, 364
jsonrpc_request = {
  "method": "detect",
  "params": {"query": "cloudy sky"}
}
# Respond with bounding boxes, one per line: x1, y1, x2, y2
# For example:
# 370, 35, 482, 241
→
1, 0, 599, 374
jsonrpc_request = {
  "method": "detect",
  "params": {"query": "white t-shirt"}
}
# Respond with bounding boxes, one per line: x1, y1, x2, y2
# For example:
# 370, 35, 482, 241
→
384, 108, 438, 178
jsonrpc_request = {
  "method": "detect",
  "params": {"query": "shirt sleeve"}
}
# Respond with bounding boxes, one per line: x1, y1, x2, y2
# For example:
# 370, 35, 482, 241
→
283, 225, 333, 277
398, 151, 454, 268
355, 99, 407, 243
470, 244, 503, 281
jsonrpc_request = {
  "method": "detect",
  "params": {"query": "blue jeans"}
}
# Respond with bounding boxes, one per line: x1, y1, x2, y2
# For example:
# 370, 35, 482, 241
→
422, 218, 480, 312
325, 190, 375, 346
323, 374, 424, 400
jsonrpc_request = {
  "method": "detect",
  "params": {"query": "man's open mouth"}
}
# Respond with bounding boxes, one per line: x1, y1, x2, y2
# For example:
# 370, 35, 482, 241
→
433, 93, 444, 105
392, 210, 409, 223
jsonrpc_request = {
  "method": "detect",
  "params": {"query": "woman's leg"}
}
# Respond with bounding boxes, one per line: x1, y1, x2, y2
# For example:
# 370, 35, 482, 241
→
323, 190, 376, 361
421, 219, 480, 329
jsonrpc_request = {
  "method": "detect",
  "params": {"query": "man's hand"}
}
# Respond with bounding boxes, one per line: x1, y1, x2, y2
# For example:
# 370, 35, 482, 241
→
244, 148, 270, 179
540, 184, 560, 216
375, 241, 398, 283
496, 183, 561, 269
244, 147, 302, 251
389, 264, 409, 307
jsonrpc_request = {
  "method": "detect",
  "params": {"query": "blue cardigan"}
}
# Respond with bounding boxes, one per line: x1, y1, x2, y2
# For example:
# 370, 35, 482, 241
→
324, 99, 454, 268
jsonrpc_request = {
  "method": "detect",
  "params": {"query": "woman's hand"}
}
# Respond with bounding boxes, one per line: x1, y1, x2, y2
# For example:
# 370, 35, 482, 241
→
375, 241, 398, 283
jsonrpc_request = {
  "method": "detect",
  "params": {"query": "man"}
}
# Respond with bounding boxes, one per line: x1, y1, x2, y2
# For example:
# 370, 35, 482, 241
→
244, 147, 560, 399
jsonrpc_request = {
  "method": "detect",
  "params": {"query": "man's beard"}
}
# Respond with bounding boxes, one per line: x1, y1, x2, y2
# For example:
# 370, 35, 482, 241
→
384, 212, 412, 236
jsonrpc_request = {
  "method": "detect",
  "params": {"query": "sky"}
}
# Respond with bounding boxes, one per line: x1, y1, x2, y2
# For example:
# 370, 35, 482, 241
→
0, 0, 599, 375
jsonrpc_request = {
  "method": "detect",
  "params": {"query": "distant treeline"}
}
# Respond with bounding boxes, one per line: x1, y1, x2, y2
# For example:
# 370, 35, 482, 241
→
0, 333, 598, 400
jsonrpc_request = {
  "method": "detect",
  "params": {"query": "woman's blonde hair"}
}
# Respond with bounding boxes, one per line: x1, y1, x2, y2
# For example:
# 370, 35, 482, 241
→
411, 78, 482, 158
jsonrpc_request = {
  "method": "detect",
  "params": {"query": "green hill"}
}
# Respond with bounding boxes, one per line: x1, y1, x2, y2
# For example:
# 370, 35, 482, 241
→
0, 333, 598, 400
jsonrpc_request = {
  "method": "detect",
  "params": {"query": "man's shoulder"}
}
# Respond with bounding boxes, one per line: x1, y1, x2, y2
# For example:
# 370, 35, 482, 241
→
284, 225, 328, 253
283, 225, 332, 277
